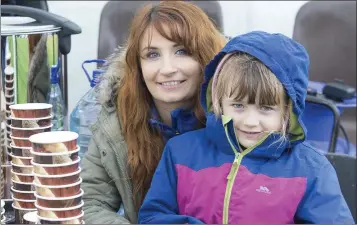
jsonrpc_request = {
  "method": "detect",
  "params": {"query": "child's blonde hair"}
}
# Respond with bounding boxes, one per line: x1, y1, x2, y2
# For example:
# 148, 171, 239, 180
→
212, 52, 291, 138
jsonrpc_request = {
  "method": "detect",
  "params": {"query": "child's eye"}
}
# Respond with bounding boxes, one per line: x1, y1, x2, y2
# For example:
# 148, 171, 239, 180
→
232, 104, 244, 109
176, 48, 189, 56
260, 105, 275, 111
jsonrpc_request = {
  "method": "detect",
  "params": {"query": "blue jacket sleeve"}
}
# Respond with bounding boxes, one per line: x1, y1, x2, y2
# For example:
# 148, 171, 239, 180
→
138, 143, 204, 224
295, 161, 354, 224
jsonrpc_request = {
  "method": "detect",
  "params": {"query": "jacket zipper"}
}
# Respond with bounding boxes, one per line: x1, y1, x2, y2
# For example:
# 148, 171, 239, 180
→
221, 119, 268, 224
223, 153, 242, 224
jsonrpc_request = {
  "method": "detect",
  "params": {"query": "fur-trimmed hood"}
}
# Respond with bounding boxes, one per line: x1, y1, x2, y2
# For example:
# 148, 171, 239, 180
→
98, 46, 126, 106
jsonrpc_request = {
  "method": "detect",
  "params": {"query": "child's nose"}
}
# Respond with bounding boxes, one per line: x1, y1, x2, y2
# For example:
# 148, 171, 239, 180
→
243, 114, 259, 127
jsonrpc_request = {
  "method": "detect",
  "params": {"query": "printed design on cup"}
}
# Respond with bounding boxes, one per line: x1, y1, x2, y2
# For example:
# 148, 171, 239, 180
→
9, 103, 52, 119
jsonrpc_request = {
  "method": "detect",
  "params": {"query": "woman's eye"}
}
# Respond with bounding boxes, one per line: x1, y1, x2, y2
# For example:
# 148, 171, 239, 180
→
146, 51, 159, 59
176, 48, 189, 56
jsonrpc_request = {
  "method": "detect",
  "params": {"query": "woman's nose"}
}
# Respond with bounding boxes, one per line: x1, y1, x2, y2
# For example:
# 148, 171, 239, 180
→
160, 57, 178, 76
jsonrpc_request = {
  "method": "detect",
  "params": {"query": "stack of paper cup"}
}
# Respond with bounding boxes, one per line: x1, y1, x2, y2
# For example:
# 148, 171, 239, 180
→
29, 131, 84, 224
1, 200, 5, 223
4, 66, 15, 161
9, 103, 53, 223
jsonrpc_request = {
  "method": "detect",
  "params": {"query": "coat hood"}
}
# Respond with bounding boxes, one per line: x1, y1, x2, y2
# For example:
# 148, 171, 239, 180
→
98, 46, 126, 107
201, 31, 310, 144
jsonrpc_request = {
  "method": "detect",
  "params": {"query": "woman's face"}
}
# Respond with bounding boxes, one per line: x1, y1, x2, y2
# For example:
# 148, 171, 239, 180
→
139, 25, 201, 108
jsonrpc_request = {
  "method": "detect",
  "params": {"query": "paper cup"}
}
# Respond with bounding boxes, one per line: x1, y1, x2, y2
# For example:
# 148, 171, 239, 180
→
5, 110, 11, 118
32, 157, 80, 176
31, 147, 80, 165
9, 154, 32, 166
4, 66, 14, 81
11, 124, 53, 138
4, 87, 14, 96
11, 115, 53, 128
10, 144, 32, 157
33, 168, 81, 186
36, 201, 83, 219
11, 170, 34, 183
12, 204, 36, 224
37, 210, 84, 224
11, 162, 33, 174
34, 178, 82, 198
5, 78, 14, 88
30, 131, 78, 153
12, 196, 36, 209
23, 211, 38, 224
5, 94, 14, 103
6, 101, 14, 111
12, 179, 35, 192
11, 187, 36, 200
6, 117, 11, 126
9, 103, 52, 118
11, 135, 32, 147
35, 189, 84, 208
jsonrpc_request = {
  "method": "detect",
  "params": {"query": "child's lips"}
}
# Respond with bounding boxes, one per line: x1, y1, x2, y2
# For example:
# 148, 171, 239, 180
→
239, 130, 263, 138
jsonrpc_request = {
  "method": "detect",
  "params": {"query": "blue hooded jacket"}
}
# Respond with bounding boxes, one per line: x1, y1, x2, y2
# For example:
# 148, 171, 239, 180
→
138, 31, 354, 224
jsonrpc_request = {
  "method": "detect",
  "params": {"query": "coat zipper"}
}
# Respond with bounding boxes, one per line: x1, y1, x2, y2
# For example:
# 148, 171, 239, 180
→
223, 153, 242, 224
221, 118, 269, 224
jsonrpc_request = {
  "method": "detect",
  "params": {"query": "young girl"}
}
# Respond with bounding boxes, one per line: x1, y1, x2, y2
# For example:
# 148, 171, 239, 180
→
138, 31, 354, 224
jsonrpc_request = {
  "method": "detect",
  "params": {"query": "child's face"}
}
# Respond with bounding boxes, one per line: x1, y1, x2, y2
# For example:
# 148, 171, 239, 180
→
221, 95, 284, 149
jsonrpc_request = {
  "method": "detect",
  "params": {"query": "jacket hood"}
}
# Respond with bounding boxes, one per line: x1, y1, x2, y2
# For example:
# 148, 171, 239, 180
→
98, 46, 126, 107
201, 31, 310, 144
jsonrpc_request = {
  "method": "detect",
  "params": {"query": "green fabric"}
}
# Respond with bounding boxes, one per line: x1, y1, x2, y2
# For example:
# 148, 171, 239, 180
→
81, 103, 137, 224
15, 37, 30, 104
206, 78, 214, 112
288, 101, 305, 142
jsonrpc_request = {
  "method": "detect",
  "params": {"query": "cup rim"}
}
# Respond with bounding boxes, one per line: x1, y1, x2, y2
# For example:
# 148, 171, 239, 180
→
11, 179, 34, 186
23, 210, 38, 223
12, 195, 36, 202
11, 169, 34, 177
9, 143, 32, 150
9, 153, 32, 159
5, 78, 14, 83
29, 131, 78, 144
11, 203, 36, 211
10, 135, 30, 140
36, 210, 84, 222
11, 161, 34, 168
31, 156, 80, 167
9, 103, 52, 110
33, 167, 81, 178
10, 114, 53, 121
4, 86, 14, 91
33, 177, 82, 189
11, 186, 35, 194
30, 146, 80, 156
35, 200, 84, 211
34, 189, 83, 200
10, 124, 53, 131
4, 93, 15, 98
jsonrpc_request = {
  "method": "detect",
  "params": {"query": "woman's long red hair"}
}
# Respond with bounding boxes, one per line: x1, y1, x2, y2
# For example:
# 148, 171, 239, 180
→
117, 1, 226, 210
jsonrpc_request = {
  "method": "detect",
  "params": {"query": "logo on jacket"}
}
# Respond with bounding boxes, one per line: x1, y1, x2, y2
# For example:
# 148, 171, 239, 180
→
256, 186, 271, 194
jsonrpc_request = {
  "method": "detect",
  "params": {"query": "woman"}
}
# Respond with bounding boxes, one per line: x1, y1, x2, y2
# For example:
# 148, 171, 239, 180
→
81, 1, 226, 224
